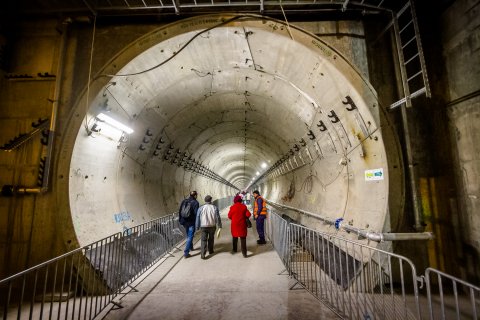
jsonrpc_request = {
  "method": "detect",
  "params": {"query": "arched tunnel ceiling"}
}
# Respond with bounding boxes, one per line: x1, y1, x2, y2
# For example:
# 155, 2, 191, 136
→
68, 14, 389, 244
97, 17, 378, 186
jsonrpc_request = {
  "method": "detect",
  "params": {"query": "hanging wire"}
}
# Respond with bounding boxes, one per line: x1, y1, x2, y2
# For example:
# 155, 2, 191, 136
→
280, 0, 295, 41
298, 174, 315, 194
84, 14, 97, 133
99, 15, 246, 78
332, 155, 350, 236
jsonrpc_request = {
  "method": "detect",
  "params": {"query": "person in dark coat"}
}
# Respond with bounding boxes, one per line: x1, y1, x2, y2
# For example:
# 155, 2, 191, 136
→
178, 191, 199, 258
227, 195, 251, 257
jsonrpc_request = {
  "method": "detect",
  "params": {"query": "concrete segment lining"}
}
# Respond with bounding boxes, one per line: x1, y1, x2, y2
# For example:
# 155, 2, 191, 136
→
62, 14, 390, 250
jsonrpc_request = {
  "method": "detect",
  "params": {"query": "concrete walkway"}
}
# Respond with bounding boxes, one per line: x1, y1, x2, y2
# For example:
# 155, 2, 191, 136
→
100, 211, 339, 320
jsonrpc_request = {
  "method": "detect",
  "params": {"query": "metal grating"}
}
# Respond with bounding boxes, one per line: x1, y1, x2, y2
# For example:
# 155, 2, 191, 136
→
12, 0, 408, 16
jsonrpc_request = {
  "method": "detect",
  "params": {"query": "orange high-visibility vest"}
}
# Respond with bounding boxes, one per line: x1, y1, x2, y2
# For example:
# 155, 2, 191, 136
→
253, 196, 268, 218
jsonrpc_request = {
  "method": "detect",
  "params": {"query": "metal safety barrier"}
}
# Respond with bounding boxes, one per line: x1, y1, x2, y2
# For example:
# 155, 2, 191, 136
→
0, 213, 185, 320
266, 210, 480, 319
424, 268, 479, 320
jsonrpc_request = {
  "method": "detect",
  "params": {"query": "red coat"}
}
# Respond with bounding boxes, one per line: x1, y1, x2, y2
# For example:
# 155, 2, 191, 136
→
228, 202, 251, 237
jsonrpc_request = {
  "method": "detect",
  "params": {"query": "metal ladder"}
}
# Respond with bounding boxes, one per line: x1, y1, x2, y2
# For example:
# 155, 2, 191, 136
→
390, 0, 431, 110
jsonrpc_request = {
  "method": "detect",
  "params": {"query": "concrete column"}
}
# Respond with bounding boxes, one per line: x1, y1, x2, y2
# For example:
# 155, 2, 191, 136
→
443, 0, 480, 282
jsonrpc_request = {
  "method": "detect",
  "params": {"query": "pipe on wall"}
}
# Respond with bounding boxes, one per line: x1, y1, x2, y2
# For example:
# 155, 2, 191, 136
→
268, 200, 434, 242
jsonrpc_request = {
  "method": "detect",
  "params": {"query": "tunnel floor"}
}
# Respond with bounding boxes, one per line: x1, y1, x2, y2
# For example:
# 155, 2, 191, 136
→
100, 209, 340, 320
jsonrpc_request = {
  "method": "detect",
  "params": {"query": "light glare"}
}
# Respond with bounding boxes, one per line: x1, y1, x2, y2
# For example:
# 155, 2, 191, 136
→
97, 113, 134, 134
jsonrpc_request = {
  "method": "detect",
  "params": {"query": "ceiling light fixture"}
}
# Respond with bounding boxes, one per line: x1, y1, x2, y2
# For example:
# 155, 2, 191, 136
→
97, 113, 134, 134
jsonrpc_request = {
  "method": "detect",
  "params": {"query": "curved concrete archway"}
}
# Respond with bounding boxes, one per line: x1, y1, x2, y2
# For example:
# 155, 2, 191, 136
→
60, 14, 390, 246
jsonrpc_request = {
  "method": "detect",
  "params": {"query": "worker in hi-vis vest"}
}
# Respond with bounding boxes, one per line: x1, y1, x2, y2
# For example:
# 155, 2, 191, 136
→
252, 190, 267, 244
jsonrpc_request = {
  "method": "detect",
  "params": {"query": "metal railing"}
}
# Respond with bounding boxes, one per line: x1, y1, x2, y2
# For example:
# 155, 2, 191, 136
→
267, 200, 434, 242
0, 213, 185, 320
424, 268, 479, 320
266, 210, 480, 319
3, 209, 478, 319
24, 0, 403, 16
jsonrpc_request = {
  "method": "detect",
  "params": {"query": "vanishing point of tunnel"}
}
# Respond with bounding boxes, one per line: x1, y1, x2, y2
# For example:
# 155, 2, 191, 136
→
64, 15, 389, 247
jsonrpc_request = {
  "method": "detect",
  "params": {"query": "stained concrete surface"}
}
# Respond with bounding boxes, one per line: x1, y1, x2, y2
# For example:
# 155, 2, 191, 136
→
67, 16, 389, 248
101, 211, 340, 320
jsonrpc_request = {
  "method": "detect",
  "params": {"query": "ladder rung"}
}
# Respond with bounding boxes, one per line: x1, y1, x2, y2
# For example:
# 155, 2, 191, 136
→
404, 52, 419, 65
396, 1, 411, 18
399, 20, 413, 34
410, 87, 427, 99
390, 97, 408, 110
389, 87, 427, 110
407, 70, 423, 82
402, 35, 417, 49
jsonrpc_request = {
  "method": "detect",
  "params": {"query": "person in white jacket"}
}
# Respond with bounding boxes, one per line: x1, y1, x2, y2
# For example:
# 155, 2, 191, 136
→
195, 195, 222, 259
245, 192, 251, 205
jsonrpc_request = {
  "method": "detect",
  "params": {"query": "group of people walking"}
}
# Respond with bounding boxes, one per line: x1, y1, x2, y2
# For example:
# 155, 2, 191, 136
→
178, 190, 268, 259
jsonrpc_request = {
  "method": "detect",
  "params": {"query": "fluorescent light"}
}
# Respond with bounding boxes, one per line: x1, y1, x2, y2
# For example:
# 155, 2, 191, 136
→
97, 113, 134, 134
95, 123, 123, 141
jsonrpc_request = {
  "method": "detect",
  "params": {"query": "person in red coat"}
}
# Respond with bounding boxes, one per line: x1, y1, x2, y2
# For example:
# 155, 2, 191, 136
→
228, 195, 252, 257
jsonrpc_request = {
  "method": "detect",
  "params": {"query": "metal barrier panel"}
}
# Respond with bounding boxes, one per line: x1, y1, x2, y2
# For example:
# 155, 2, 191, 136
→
0, 213, 185, 320
424, 268, 479, 320
4, 210, 479, 320
266, 219, 423, 320
266, 211, 480, 320
0, 234, 120, 320
266, 211, 289, 267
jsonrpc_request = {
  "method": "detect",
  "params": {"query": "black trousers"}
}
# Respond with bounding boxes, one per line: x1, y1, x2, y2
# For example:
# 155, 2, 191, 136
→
232, 237, 247, 257
201, 226, 216, 258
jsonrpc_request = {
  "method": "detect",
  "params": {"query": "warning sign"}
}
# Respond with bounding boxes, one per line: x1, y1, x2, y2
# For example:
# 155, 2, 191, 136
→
365, 168, 384, 181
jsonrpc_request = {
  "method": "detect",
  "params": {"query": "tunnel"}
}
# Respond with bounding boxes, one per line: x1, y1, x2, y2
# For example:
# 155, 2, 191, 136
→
61, 14, 392, 247
3, 2, 480, 318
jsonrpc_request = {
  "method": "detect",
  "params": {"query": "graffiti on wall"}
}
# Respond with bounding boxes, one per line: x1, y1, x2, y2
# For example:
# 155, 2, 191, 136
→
114, 211, 131, 223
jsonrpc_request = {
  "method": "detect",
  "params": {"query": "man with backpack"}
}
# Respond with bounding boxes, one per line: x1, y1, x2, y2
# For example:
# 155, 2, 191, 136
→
195, 195, 222, 259
178, 191, 199, 258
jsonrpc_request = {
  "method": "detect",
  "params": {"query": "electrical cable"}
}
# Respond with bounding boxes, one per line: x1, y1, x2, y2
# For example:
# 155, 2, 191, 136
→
99, 15, 247, 78
104, 87, 133, 119
280, 0, 294, 41
332, 153, 350, 235
345, 126, 380, 157
282, 170, 315, 201
299, 174, 314, 194
84, 15, 97, 134
191, 68, 212, 77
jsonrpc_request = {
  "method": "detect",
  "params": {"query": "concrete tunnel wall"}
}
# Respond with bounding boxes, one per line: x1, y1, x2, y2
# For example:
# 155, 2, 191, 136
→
65, 15, 390, 246
2, 3, 480, 283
